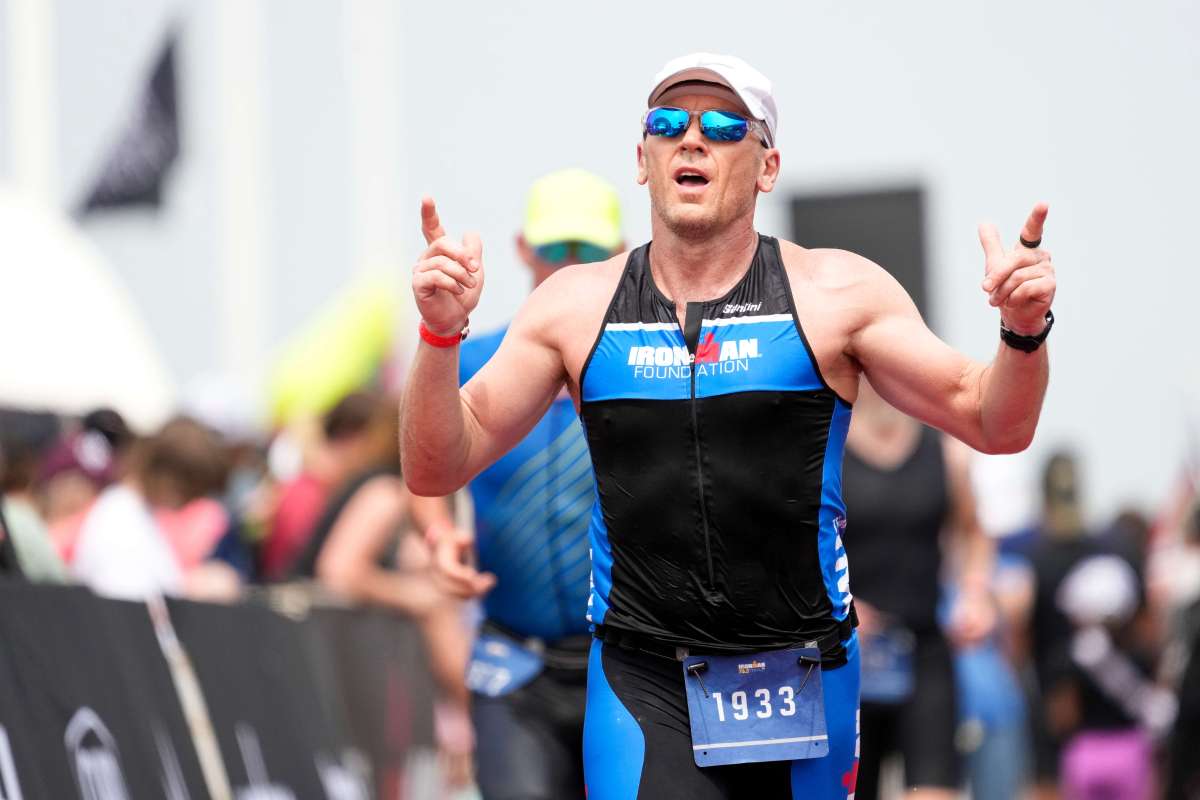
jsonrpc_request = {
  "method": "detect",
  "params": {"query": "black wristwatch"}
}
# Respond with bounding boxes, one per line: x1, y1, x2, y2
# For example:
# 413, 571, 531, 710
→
1000, 310, 1054, 353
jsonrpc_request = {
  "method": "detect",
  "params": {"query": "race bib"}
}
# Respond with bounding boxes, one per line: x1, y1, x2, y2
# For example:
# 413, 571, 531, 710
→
859, 628, 915, 704
682, 646, 828, 767
465, 633, 544, 698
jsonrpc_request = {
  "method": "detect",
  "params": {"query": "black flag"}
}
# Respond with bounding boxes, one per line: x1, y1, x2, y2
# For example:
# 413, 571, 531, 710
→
77, 31, 180, 215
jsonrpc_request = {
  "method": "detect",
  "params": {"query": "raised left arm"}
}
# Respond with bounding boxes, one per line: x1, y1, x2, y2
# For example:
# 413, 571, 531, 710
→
852, 204, 1055, 454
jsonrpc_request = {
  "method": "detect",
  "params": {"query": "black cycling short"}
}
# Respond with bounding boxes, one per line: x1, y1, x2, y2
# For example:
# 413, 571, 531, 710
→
855, 629, 960, 798
472, 661, 587, 800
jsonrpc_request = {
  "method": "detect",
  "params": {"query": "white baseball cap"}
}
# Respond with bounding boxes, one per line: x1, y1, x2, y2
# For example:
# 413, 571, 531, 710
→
647, 53, 778, 147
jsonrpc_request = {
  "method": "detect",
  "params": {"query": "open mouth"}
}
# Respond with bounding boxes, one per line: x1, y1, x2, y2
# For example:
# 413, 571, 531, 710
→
674, 169, 710, 187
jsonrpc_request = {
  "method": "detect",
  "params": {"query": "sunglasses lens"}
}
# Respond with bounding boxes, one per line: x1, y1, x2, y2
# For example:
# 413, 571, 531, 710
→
700, 110, 749, 142
534, 242, 571, 263
575, 243, 612, 264
534, 242, 611, 265
645, 107, 690, 137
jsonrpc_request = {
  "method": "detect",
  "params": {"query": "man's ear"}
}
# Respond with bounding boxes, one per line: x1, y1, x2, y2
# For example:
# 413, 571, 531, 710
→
516, 233, 538, 269
636, 141, 648, 186
757, 148, 781, 194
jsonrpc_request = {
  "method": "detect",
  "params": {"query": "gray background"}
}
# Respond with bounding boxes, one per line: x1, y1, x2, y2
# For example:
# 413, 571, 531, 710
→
3, 0, 1198, 522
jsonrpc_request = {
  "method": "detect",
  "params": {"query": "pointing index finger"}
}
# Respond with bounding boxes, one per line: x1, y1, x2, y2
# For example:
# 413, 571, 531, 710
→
420, 196, 446, 245
1019, 202, 1049, 248
978, 223, 1005, 267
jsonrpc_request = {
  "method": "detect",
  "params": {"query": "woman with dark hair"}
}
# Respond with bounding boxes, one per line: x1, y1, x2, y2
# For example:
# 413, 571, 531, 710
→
71, 417, 228, 599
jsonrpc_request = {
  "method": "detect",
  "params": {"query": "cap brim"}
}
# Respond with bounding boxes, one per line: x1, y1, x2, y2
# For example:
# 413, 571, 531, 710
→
653, 81, 751, 119
648, 68, 735, 106
524, 216, 622, 251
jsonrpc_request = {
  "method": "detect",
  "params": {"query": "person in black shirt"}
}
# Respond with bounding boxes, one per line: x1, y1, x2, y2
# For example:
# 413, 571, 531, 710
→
842, 380, 995, 800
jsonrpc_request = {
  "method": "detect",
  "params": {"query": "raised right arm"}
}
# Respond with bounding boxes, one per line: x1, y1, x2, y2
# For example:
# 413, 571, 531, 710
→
400, 199, 567, 496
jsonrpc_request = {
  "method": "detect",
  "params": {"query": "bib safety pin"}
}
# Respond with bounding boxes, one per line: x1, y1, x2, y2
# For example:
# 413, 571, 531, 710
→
686, 661, 711, 698
797, 653, 820, 694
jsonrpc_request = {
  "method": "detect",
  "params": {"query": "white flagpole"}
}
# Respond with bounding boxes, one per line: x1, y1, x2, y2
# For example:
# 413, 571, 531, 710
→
7, 0, 58, 205
214, 0, 271, 402
343, 0, 405, 278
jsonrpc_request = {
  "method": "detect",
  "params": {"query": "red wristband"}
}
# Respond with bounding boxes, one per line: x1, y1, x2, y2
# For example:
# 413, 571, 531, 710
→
419, 320, 468, 348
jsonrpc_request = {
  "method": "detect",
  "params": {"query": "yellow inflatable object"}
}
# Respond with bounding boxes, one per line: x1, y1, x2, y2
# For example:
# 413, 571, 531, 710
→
268, 273, 400, 426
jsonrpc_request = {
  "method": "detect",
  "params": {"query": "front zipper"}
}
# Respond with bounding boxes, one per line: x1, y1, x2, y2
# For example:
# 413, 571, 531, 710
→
683, 301, 717, 595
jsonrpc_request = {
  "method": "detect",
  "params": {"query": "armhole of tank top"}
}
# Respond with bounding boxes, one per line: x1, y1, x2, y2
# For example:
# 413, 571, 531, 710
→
770, 237, 853, 407
578, 249, 639, 398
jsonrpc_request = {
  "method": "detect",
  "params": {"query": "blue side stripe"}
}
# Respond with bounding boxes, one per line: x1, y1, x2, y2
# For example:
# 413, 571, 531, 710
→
817, 398, 853, 620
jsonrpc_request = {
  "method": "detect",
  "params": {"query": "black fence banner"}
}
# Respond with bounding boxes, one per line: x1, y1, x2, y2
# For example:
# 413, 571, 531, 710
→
302, 606, 438, 797
0, 583, 208, 799
165, 599, 363, 798
0, 584, 438, 799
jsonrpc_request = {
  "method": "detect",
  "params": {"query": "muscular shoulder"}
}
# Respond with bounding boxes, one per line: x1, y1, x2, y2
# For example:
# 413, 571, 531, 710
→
778, 240, 916, 331
774, 240, 918, 400
492, 250, 628, 388
514, 252, 627, 361
777, 240, 897, 298
530, 252, 626, 315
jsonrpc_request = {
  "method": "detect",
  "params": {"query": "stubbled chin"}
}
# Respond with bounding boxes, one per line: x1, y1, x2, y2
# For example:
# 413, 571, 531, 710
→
656, 202, 719, 239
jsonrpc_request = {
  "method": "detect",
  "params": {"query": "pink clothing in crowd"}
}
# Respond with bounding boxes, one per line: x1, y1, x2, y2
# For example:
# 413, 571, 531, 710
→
261, 472, 327, 580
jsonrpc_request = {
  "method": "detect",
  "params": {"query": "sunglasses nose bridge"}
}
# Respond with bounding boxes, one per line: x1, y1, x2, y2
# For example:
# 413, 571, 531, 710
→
677, 114, 709, 150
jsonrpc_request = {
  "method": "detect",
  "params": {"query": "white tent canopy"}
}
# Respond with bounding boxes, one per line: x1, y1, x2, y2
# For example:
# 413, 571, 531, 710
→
0, 185, 175, 430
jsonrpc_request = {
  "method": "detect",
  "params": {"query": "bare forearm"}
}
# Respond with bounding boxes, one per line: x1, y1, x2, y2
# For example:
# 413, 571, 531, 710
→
976, 344, 1049, 453
409, 492, 457, 533
419, 603, 471, 707
400, 344, 476, 495
344, 569, 438, 614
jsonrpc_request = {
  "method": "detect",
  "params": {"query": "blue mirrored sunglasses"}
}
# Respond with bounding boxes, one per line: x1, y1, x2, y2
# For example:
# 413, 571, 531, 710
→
643, 106, 767, 145
533, 241, 613, 265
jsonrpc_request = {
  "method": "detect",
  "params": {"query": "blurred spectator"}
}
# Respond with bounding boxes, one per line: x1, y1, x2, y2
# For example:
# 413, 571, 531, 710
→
143, 417, 249, 601
180, 375, 268, 584
261, 391, 389, 580
1022, 452, 1167, 800
71, 416, 227, 600
842, 380, 996, 800
1058, 556, 1172, 800
1161, 492, 1200, 798
38, 429, 115, 526
953, 551, 1031, 800
1103, 508, 1153, 582
290, 393, 474, 789
0, 409, 69, 582
81, 407, 135, 464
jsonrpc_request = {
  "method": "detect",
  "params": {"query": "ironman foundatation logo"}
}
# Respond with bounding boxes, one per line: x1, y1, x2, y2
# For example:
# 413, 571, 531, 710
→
628, 334, 762, 380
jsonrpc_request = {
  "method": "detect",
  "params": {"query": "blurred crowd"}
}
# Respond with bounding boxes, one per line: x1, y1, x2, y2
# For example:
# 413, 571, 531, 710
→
0, 390, 476, 790
2, 387, 1198, 798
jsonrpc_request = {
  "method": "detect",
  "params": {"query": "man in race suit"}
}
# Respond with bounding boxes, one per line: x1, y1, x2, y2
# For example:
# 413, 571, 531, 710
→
405, 53, 1055, 799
